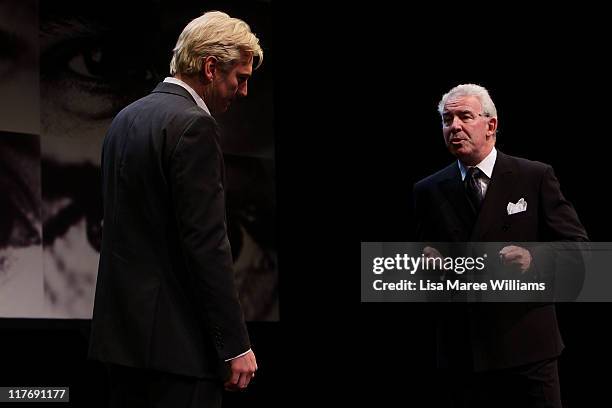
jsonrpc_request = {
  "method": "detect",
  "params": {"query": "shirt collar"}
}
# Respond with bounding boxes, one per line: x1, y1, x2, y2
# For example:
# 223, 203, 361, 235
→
458, 147, 497, 181
163, 77, 211, 115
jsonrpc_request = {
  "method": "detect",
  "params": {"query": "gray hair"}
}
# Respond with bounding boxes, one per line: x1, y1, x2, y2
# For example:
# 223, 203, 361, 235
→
169, 11, 263, 76
437, 83, 498, 118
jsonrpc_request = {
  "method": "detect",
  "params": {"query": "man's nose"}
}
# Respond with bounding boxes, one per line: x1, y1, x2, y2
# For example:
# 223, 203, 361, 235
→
450, 116, 463, 131
237, 82, 248, 97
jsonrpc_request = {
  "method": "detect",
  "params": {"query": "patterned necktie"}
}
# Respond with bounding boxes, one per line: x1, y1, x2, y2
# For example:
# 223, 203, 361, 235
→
465, 167, 483, 212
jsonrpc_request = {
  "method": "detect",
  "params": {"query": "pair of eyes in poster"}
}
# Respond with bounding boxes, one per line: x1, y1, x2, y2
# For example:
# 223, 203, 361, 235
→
0, 0, 277, 321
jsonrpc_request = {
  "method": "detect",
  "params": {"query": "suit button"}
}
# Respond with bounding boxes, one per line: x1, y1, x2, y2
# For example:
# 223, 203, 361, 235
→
502, 225, 509, 232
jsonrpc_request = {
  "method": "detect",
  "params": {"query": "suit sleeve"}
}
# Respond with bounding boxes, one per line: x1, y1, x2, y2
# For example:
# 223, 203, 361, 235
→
169, 114, 250, 361
531, 165, 588, 300
538, 165, 588, 241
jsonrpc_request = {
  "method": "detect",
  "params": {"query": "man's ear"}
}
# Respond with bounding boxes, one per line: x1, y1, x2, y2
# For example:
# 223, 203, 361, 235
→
202, 56, 218, 82
487, 117, 498, 138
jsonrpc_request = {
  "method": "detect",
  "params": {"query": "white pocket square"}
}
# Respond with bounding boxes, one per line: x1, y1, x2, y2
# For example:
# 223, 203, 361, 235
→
507, 198, 527, 215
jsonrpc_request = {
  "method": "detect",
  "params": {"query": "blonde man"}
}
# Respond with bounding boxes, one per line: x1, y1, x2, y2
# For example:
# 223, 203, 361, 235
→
89, 11, 262, 407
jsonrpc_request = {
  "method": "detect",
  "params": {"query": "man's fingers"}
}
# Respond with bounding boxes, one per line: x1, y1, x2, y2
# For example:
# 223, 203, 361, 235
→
227, 370, 240, 388
499, 246, 531, 272
238, 372, 251, 389
225, 366, 256, 391
501, 247, 530, 258
225, 372, 253, 391
224, 350, 257, 391
499, 246, 524, 262
423, 246, 442, 258
501, 251, 522, 262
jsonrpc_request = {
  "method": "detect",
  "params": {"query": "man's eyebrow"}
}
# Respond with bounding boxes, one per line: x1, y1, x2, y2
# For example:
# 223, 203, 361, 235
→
443, 109, 474, 115
40, 17, 110, 44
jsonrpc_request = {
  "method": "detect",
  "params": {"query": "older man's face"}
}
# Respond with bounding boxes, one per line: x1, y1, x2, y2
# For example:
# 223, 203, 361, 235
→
442, 95, 497, 166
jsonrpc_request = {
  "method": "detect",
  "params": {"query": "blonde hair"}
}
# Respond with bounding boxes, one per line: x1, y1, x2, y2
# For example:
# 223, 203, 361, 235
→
169, 11, 263, 76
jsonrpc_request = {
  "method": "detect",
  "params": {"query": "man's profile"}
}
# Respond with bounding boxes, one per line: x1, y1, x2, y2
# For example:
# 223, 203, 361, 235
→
88, 11, 262, 407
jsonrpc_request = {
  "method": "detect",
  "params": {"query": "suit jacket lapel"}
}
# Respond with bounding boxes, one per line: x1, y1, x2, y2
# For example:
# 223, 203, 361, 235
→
470, 151, 516, 240
438, 164, 477, 237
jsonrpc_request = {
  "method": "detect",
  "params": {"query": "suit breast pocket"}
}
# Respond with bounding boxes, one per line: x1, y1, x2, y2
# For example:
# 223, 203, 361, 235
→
507, 210, 531, 220
501, 210, 537, 239
504, 211, 533, 229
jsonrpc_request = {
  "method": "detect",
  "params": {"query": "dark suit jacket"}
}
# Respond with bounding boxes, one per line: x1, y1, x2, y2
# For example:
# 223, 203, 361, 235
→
88, 82, 250, 380
413, 150, 588, 371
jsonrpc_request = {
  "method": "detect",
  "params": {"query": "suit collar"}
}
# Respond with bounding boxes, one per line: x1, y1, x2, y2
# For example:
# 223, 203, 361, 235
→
162, 77, 211, 115
151, 81, 198, 106
458, 147, 497, 181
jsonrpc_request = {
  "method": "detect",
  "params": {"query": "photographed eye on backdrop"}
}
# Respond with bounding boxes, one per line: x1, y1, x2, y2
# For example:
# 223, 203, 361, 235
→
0, 196, 40, 250
67, 45, 155, 83
0, 133, 41, 251
41, 26, 160, 120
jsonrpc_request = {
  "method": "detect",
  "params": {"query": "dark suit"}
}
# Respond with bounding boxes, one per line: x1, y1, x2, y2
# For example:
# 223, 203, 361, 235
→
89, 82, 250, 404
413, 150, 588, 407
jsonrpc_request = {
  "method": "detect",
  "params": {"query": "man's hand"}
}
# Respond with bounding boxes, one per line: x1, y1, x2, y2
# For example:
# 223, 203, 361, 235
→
499, 245, 532, 273
423, 246, 446, 278
224, 350, 258, 391
423, 246, 442, 260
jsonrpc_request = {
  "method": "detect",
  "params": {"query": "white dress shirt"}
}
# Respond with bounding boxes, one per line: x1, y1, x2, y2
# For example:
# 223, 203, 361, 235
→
163, 77, 211, 116
458, 147, 497, 198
